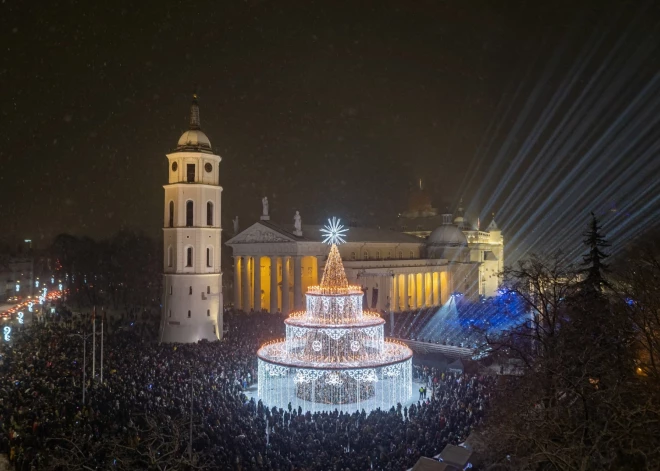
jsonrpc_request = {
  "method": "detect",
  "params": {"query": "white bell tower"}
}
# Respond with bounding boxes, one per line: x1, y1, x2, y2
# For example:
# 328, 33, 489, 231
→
160, 93, 223, 343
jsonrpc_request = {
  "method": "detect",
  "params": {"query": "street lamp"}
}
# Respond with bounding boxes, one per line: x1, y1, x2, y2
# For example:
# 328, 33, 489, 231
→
69, 332, 95, 405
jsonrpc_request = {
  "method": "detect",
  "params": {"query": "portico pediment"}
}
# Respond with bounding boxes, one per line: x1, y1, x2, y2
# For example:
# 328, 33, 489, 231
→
226, 223, 296, 245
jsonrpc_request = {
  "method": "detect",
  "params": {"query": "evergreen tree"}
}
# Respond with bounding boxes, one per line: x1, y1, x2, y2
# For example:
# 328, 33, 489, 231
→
580, 212, 610, 293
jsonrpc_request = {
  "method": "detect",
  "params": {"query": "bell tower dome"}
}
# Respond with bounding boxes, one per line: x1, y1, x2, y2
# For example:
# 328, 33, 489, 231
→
160, 93, 223, 343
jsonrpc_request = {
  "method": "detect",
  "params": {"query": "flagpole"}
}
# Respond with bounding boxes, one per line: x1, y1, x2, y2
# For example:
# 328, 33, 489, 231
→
92, 306, 96, 381
100, 308, 104, 384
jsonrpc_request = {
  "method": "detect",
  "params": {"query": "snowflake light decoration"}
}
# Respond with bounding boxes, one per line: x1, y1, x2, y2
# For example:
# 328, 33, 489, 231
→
320, 217, 348, 245
325, 372, 343, 386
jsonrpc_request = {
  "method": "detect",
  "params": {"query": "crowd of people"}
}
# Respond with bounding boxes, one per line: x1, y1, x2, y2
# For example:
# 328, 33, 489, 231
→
0, 307, 495, 470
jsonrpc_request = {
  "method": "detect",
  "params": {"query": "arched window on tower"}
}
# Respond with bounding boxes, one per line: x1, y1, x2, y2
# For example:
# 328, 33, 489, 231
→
206, 247, 213, 267
186, 247, 193, 267
207, 202, 213, 226
186, 201, 193, 227
169, 201, 174, 227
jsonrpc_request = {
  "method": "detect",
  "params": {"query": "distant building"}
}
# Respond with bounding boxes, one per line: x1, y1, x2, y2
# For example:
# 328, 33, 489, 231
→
0, 240, 35, 302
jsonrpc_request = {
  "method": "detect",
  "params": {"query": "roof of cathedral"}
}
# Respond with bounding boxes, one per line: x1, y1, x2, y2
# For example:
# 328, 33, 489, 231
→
427, 224, 468, 246
175, 93, 213, 153
253, 221, 423, 244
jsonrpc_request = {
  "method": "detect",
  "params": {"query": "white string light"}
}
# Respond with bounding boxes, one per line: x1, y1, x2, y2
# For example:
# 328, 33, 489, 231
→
258, 216, 412, 412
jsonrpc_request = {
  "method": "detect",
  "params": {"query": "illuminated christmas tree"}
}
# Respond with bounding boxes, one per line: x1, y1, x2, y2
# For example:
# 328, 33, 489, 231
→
257, 218, 413, 412
320, 244, 349, 291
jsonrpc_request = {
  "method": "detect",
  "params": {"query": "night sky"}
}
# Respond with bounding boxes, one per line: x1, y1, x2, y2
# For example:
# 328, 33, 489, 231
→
2, 0, 659, 261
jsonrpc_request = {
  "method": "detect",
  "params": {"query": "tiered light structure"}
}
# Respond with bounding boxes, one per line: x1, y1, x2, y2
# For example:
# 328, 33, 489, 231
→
257, 218, 413, 412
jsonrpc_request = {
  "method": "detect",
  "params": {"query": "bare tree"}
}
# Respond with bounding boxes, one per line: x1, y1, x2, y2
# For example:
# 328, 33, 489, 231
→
479, 226, 660, 470
44, 413, 211, 471
614, 232, 660, 382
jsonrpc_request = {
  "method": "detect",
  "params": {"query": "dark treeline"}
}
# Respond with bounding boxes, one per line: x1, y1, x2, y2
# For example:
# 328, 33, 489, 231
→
480, 217, 660, 470
50, 231, 161, 313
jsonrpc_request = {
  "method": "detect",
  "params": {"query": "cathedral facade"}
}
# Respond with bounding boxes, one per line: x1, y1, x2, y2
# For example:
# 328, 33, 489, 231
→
226, 193, 503, 314
160, 96, 223, 343
394, 185, 504, 300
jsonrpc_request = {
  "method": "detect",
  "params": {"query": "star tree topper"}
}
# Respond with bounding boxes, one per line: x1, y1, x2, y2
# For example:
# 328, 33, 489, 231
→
320, 217, 349, 245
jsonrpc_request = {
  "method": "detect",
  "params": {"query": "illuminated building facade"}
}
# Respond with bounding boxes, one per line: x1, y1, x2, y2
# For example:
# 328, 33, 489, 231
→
160, 95, 223, 343
226, 219, 484, 313
394, 184, 504, 298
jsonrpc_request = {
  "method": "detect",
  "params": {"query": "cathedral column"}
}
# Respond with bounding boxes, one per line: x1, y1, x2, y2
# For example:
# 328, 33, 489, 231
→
420, 272, 426, 308
315, 255, 324, 285
253, 256, 261, 312
411, 274, 417, 309
293, 256, 303, 310
233, 257, 240, 310
428, 272, 434, 306
403, 273, 409, 310
392, 274, 398, 312
376, 276, 385, 311
270, 256, 278, 313
241, 256, 250, 312
282, 257, 290, 314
